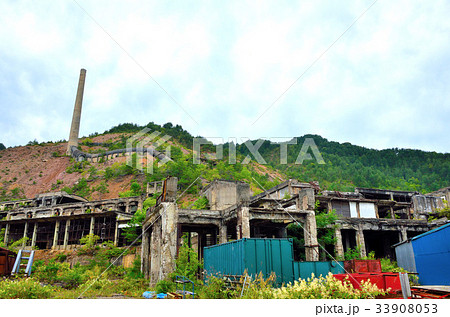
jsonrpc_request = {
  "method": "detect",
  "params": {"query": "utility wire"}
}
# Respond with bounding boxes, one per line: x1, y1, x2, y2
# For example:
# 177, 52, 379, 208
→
252, 0, 379, 125
72, 0, 198, 125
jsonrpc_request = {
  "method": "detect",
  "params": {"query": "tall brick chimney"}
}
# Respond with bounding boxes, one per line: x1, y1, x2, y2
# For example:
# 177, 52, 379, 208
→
67, 69, 86, 155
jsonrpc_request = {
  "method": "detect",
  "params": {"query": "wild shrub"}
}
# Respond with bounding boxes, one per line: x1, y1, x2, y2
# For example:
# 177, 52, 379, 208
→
126, 256, 144, 279
172, 234, 202, 283
198, 276, 238, 299
56, 253, 67, 262
342, 246, 363, 260
0, 278, 53, 299
0, 228, 6, 248
34, 260, 87, 289
59, 268, 85, 289
118, 181, 142, 198
192, 196, 209, 209
8, 237, 30, 250
239, 273, 386, 299
380, 258, 407, 273
238, 272, 276, 299
78, 234, 100, 255
122, 196, 156, 243
66, 160, 85, 174
155, 279, 176, 294
96, 241, 123, 260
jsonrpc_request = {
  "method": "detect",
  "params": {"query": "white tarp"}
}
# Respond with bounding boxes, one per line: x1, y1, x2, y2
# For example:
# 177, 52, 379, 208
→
349, 202, 376, 218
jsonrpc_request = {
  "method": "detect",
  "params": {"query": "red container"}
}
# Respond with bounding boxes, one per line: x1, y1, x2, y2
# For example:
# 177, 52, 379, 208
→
344, 259, 382, 273
333, 272, 401, 293
0, 247, 17, 276
384, 273, 401, 291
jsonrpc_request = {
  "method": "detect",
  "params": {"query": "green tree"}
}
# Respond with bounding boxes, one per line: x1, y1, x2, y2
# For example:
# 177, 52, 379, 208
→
122, 197, 156, 243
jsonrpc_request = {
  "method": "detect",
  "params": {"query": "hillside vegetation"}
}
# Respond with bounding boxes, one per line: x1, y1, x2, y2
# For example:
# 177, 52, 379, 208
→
0, 121, 448, 202
236, 135, 449, 193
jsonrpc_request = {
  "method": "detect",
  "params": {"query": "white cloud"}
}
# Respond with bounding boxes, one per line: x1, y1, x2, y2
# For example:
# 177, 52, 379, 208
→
0, 0, 449, 153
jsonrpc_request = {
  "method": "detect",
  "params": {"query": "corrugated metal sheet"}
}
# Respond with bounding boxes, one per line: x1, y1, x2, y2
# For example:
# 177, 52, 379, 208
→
332, 201, 351, 218
410, 223, 450, 285
394, 241, 417, 273
203, 238, 294, 285
293, 261, 344, 280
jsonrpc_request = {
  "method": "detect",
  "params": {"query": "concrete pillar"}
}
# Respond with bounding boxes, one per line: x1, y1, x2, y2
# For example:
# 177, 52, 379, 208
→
147, 201, 179, 285
334, 227, 344, 259
327, 201, 333, 213
356, 202, 361, 218
114, 217, 119, 246
22, 222, 29, 248
374, 204, 379, 218
52, 221, 60, 249
400, 227, 408, 242
150, 220, 161, 285
390, 206, 395, 219
31, 223, 38, 248
4, 223, 10, 246
141, 225, 150, 279
64, 220, 71, 250
299, 188, 315, 210
197, 230, 204, 260
89, 216, 95, 235
236, 205, 250, 239
278, 226, 287, 238
159, 202, 178, 278
67, 69, 87, 155
304, 211, 319, 261
137, 198, 143, 211
356, 226, 366, 258
241, 206, 250, 238
219, 222, 227, 244
165, 177, 178, 202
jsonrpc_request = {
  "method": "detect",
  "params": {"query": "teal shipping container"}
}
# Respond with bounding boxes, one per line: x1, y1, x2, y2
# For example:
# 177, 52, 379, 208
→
203, 238, 295, 285
293, 261, 344, 280
203, 238, 345, 285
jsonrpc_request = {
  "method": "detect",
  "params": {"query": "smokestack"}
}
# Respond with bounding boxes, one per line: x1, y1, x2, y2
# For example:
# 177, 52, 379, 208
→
67, 69, 86, 155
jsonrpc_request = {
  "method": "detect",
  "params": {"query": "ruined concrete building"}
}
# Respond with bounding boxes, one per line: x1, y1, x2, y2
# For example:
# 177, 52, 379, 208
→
141, 177, 447, 284
0, 192, 144, 249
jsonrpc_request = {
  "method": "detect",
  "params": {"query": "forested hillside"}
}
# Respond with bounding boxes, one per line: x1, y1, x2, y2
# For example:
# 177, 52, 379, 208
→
101, 122, 448, 193
1, 122, 448, 203
236, 135, 449, 193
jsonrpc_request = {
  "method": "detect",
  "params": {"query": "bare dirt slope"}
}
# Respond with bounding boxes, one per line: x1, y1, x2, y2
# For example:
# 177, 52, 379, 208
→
0, 134, 133, 200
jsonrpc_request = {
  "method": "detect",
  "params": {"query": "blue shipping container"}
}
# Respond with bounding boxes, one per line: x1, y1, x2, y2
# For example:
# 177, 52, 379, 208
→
410, 223, 450, 285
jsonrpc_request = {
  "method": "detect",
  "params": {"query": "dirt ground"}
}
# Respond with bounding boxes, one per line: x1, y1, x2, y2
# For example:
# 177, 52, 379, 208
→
0, 134, 138, 200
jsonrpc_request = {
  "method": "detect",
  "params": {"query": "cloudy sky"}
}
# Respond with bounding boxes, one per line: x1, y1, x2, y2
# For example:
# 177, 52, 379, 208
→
1, 0, 449, 153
